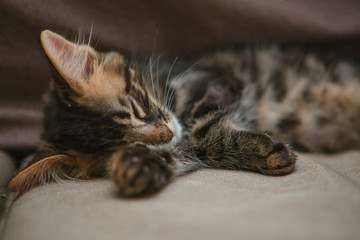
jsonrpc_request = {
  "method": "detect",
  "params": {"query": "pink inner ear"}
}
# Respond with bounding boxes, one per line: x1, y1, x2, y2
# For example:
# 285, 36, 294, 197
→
41, 30, 96, 82
50, 33, 94, 78
48, 33, 75, 56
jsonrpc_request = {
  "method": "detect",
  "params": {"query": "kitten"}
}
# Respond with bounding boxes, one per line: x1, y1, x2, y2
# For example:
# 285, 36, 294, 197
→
8, 30, 360, 196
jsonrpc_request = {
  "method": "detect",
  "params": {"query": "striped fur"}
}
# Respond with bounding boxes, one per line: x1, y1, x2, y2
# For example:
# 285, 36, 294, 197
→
8, 31, 360, 196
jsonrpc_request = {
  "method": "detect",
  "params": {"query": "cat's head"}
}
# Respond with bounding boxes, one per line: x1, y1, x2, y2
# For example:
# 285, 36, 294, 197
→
40, 30, 182, 152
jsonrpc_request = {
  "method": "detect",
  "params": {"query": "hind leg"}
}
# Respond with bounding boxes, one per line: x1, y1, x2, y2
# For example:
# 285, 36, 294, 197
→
258, 87, 360, 153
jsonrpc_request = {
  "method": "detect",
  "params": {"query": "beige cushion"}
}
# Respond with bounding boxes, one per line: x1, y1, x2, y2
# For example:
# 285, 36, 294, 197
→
0, 151, 14, 189
0, 151, 15, 212
1, 152, 360, 240
0, 151, 15, 233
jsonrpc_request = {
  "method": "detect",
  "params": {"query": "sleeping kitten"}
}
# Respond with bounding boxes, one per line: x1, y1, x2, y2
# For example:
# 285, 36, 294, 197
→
8, 30, 360, 196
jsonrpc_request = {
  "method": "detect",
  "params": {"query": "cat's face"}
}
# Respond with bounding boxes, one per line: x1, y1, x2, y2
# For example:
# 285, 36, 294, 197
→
41, 30, 182, 149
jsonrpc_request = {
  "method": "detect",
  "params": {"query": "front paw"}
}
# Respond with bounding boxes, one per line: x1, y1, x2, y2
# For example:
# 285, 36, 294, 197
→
109, 144, 173, 196
250, 133, 297, 175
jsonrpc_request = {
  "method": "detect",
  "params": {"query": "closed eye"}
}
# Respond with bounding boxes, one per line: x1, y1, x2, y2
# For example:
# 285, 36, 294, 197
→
130, 100, 146, 120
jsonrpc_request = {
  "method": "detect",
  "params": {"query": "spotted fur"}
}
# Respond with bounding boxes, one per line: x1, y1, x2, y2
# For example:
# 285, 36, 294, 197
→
8, 31, 360, 196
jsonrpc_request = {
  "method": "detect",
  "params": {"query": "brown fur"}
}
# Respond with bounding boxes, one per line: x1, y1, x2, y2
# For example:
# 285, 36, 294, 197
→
8, 155, 72, 192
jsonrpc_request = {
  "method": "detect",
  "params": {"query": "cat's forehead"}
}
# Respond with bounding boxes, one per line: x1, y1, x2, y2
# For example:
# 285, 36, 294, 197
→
101, 51, 126, 71
84, 63, 126, 96
70, 52, 131, 110
76, 53, 154, 112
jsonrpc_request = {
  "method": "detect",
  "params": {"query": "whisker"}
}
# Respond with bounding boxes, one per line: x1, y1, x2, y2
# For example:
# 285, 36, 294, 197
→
175, 60, 202, 81
83, 26, 93, 74
156, 55, 160, 101
167, 79, 179, 111
167, 60, 202, 110
164, 57, 178, 108
149, 58, 156, 100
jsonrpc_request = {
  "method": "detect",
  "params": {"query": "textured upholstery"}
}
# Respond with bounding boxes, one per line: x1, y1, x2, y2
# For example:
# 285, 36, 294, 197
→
2, 152, 360, 240
0, 151, 15, 233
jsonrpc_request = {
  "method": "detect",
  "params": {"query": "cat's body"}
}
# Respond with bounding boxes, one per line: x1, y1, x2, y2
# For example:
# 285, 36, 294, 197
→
8, 31, 360, 196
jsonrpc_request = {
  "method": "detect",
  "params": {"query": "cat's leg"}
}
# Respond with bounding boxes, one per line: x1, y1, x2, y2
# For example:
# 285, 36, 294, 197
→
191, 112, 297, 175
8, 144, 108, 192
8, 154, 106, 192
8, 143, 200, 196
108, 142, 203, 196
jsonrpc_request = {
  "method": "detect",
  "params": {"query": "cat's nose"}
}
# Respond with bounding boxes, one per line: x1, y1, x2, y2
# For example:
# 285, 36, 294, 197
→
164, 126, 173, 142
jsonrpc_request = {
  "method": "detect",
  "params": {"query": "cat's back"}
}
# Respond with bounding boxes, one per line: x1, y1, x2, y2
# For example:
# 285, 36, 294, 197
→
172, 45, 360, 152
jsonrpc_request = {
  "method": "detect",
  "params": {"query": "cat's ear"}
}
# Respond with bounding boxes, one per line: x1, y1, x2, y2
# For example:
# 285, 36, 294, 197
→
8, 155, 73, 192
40, 30, 98, 94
